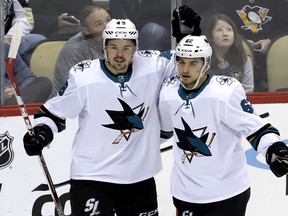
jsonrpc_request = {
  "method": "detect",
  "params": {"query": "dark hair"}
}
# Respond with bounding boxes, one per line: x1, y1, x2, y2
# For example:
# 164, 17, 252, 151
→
105, 39, 137, 47
205, 13, 247, 67
175, 56, 205, 63
79, 4, 106, 27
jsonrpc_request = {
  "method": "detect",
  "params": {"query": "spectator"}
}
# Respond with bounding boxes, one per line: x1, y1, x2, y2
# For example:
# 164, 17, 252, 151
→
4, 0, 46, 65
158, 35, 288, 216
50, 5, 111, 98
18, 0, 34, 28
205, 13, 254, 92
4, 0, 32, 40
29, 0, 91, 39
4, 43, 52, 105
218, 1, 288, 92
23, 19, 176, 215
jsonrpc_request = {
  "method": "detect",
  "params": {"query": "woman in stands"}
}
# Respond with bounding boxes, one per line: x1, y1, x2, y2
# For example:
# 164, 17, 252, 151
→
205, 13, 254, 93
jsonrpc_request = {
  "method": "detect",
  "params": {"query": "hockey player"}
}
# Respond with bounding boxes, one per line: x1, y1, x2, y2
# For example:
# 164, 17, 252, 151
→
158, 35, 288, 216
22, 19, 176, 216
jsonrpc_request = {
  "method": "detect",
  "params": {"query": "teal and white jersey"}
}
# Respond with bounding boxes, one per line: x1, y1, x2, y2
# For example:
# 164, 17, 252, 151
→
33, 50, 176, 184
159, 75, 281, 203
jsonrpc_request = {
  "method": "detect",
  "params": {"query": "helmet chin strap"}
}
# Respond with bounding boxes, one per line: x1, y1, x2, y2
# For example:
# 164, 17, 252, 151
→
180, 65, 210, 90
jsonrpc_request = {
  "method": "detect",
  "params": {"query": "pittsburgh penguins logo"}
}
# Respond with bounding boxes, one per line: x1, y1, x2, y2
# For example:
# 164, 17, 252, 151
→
236, 5, 272, 33
0, 131, 14, 170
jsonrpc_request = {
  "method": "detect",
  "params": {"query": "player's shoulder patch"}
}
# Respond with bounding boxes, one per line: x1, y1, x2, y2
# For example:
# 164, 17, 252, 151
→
210, 75, 244, 99
163, 74, 179, 87
214, 75, 240, 88
137, 50, 159, 58
159, 50, 173, 60
71, 60, 93, 74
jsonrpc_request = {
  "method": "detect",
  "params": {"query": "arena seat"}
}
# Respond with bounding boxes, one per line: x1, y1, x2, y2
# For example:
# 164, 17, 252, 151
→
29, 40, 67, 81
266, 34, 288, 92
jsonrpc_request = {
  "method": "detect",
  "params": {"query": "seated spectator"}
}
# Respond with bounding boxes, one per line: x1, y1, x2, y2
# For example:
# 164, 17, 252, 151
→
205, 13, 254, 92
4, 0, 46, 66
18, 0, 34, 28
50, 5, 110, 97
29, 0, 91, 39
4, 43, 52, 105
217, 0, 288, 92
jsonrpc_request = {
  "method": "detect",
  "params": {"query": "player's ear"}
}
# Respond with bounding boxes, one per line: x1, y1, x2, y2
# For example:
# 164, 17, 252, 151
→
82, 26, 89, 36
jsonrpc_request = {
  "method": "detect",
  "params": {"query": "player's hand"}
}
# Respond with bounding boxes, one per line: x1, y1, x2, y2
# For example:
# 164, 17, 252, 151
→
23, 124, 54, 156
171, 5, 201, 43
266, 142, 288, 177
4, 87, 15, 99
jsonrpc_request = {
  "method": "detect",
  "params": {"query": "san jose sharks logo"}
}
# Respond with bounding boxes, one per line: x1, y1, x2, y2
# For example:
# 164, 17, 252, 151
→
0, 131, 14, 169
164, 74, 179, 86
236, 5, 272, 33
102, 98, 149, 144
216, 76, 235, 86
73, 60, 92, 72
138, 50, 158, 58
174, 117, 216, 163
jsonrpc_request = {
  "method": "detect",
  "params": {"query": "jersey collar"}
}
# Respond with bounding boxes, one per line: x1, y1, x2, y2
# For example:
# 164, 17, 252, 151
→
100, 59, 132, 84
178, 75, 212, 100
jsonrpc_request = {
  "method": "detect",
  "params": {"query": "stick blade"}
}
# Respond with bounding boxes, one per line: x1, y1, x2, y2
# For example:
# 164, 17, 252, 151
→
8, 22, 23, 59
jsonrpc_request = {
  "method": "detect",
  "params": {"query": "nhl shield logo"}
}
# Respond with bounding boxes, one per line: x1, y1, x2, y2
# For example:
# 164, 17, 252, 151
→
0, 131, 14, 169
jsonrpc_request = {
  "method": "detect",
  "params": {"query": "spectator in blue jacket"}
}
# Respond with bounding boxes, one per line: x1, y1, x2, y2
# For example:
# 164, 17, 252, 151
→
4, 43, 52, 105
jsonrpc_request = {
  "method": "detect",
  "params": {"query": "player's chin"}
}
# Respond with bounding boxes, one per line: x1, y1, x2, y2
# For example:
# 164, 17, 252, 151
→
183, 79, 197, 88
181, 77, 193, 84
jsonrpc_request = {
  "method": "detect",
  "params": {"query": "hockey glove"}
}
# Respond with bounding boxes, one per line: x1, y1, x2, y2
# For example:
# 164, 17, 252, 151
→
266, 142, 288, 177
171, 5, 201, 43
23, 124, 54, 156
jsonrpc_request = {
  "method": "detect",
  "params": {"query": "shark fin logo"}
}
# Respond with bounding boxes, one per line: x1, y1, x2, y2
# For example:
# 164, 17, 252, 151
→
102, 98, 149, 144
174, 117, 216, 163
0, 131, 14, 169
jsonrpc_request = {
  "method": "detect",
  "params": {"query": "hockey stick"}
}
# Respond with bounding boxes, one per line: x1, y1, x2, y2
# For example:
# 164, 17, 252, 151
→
286, 174, 288, 195
33, 180, 70, 192
6, 22, 64, 216
160, 112, 270, 153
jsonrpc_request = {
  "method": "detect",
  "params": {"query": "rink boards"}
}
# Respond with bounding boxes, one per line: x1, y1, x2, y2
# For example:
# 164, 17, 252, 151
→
1, 101, 288, 215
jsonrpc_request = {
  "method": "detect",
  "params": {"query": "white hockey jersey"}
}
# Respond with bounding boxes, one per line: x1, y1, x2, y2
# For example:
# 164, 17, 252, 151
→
159, 75, 281, 203
33, 50, 176, 184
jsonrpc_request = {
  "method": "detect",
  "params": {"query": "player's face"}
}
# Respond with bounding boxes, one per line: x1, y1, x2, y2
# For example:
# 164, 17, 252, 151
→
211, 20, 234, 50
82, 8, 111, 43
105, 39, 136, 75
177, 57, 205, 89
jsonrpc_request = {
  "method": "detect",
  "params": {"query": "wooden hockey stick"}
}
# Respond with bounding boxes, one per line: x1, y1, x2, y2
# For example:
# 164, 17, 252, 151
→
6, 22, 64, 216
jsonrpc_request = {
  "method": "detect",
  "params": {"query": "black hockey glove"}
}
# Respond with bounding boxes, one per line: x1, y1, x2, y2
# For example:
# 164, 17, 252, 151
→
171, 5, 201, 43
266, 142, 288, 177
23, 124, 53, 156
